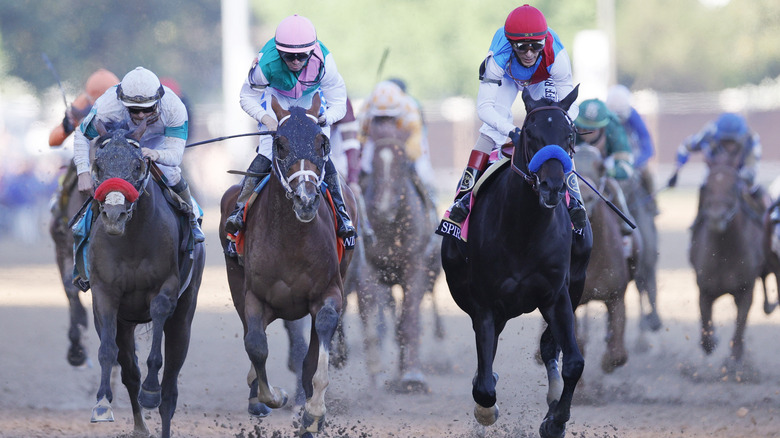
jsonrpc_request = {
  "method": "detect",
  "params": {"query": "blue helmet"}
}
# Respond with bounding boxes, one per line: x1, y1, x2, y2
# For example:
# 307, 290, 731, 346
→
714, 112, 748, 141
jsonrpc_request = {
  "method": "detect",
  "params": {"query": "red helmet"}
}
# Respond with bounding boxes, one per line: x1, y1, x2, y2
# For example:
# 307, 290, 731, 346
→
504, 4, 548, 41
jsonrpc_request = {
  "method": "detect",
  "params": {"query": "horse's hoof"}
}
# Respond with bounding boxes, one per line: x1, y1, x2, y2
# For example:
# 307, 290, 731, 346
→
266, 388, 289, 409
474, 403, 499, 426
248, 398, 272, 417
539, 415, 566, 438
90, 397, 114, 423
641, 312, 663, 332
138, 388, 161, 410
391, 371, 429, 394
601, 353, 628, 374
701, 334, 718, 355
67, 344, 87, 367
301, 409, 326, 434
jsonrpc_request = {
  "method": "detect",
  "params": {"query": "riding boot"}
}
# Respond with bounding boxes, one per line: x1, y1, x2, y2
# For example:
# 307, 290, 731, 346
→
172, 179, 205, 243
325, 159, 356, 239
566, 171, 588, 231
448, 150, 490, 223
225, 155, 272, 235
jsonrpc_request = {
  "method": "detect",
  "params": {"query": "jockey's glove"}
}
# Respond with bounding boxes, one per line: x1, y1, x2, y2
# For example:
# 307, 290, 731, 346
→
508, 127, 522, 147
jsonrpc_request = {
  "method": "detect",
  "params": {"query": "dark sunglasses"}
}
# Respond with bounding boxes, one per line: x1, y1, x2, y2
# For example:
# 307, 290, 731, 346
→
513, 41, 544, 53
280, 51, 313, 63
127, 104, 157, 115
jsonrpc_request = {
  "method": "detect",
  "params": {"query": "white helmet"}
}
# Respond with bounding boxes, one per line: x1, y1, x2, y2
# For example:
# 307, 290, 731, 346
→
605, 84, 632, 121
117, 66, 164, 108
367, 81, 405, 118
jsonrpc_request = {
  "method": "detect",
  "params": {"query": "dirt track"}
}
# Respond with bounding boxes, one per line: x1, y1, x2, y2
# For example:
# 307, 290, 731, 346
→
1, 186, 780, 438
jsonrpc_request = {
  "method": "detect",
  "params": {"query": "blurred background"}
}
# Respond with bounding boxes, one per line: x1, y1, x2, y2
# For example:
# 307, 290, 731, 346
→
1, 0, 780, 242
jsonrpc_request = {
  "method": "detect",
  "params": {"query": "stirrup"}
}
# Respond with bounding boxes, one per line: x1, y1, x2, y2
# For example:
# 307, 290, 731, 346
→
568, 204, 588, 230
224, 207, 244, 235
448, 192, 472, 224
191, 220, 206, 243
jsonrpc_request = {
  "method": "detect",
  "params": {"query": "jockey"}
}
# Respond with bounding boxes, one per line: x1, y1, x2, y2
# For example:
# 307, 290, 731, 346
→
669, 112, 761, 188
73, 66, 205, 243
669, 112, 767, 215
49, 68, 120, 222
446, 4, 586, 229
358, 80, 437, 208
574, 98, 636, 237
606, 84, 657, 200
225, 14, 355, 240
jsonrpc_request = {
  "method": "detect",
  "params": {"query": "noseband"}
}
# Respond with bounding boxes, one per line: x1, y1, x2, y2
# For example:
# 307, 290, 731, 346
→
509, 105, 576, 191
272, 113, 326, 199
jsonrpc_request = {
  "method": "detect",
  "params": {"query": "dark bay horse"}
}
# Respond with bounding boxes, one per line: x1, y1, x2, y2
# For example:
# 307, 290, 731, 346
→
441, 86, 591, 438
690, 164, 764, 367
49, 163, 91, 367
218, 95, 356, 437
573, 144, 630, 373
87, 118, 205, 438
351, 118, 442, 391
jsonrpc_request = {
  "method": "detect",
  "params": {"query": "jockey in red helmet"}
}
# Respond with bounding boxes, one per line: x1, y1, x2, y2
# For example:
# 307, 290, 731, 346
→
443, 4, 586, 231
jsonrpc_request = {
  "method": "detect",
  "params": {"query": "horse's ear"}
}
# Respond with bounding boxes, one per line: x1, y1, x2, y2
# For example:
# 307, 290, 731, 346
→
522, 87, 542, 113
130, 117, 148, 142
95, 119, 108, 137
559, 84, 579, 112
307, 93, 322, 118
271, 96, 289, 121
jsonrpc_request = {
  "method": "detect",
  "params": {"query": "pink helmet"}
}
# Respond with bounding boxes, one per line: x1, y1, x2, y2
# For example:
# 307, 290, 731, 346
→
275, 14, 317, 54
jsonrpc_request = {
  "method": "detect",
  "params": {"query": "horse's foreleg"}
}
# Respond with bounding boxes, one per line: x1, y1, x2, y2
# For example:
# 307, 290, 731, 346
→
139, 289, 178, 410
115, 319, 148, 436
91, 301, 119, 423
471, 311, 501, 426
602, 297, 628, 373
699, 291, 718, 355
396, 277, 427, 392
356, 274, 384, 385
539, 292, 584, 438
244, 294, 287, 410
731, 285, 755, 362
539, 326, 563, 405
283, 318, 307, 406
301, 302, 340, 435
66, 285, 89, 367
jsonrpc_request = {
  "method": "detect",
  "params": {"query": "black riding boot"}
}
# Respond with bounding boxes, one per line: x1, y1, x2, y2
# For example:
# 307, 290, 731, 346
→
324, 159, 356, 239
172, 179, 205, 243
566, 171, 588, 231
225, 155, 272, 235
448, 150, 490, 223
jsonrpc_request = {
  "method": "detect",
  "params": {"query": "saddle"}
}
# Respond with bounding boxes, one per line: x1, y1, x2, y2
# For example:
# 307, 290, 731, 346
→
226, 176, 350, 266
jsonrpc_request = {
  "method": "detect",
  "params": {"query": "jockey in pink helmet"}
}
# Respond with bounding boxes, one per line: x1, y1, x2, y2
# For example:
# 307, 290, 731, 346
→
226, 14, 353, 244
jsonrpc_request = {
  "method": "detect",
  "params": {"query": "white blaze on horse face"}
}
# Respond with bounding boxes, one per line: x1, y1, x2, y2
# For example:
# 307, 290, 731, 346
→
105, 192, 126, 206
377, 148, 394, 212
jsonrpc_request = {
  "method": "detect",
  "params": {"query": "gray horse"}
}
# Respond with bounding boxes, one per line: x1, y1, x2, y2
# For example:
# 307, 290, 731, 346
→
349, 116, 442, 392
87, 118, 205, 438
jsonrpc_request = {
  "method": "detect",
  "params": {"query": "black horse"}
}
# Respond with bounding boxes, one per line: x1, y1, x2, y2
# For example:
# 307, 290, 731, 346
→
87, 118, 205, 438
219, 95, 356, 437
49, 161, 91, 367
441, 86, 591, 438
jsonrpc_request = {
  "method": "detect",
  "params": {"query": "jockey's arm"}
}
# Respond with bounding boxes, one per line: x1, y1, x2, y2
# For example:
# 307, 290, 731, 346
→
475, 56, 517, 138
318, 55, 347, 127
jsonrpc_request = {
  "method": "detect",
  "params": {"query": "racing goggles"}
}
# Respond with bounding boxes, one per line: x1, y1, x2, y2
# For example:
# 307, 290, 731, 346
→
512, 40, 545, 53
279, 51, 313, 63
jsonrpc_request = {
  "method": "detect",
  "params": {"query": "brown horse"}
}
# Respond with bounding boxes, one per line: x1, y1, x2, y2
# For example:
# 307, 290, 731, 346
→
690, 164, 764, 368
87, 118, 205, 438
572, 144, 630, 373
219, 95, 356, 437
49, 161, 91, 367
762, 201, 780, 314
348, 117, 442, 392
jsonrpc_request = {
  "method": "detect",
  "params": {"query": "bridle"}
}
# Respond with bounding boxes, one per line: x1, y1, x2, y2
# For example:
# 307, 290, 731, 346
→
272, 113, 326, 199
94, 136, 152, 221
509, 105, 576, 191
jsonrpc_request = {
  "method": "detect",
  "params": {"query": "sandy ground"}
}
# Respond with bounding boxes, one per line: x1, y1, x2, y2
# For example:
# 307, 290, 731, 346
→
1, 184, 780, 438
